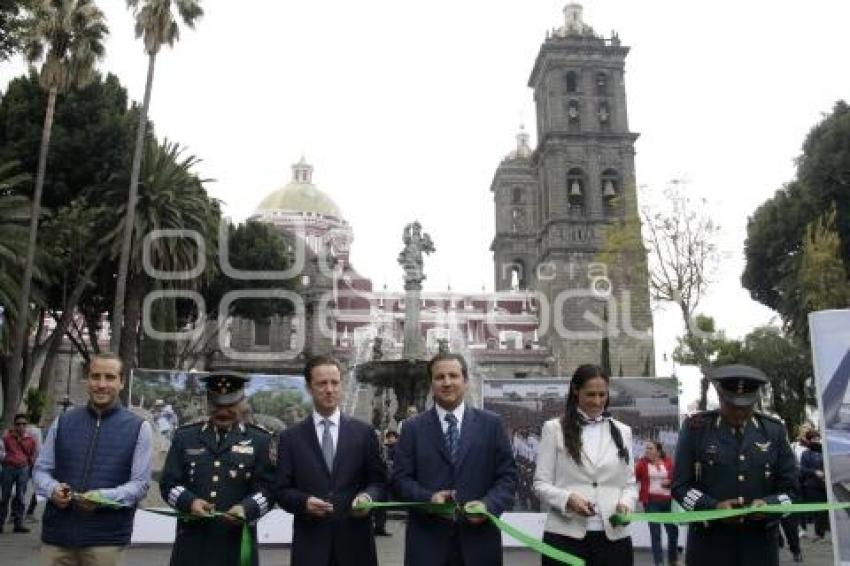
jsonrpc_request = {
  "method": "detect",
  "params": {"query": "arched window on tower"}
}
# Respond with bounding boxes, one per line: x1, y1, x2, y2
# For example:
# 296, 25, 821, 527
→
567, 100, 580, 127
566, 71, 578, 93
508, 259, 527, 291
601, 169, 620, 212
595, 72, 609, 95
512, 186, 524, 204
597, 101, 611, 130
567, 168, 586, 213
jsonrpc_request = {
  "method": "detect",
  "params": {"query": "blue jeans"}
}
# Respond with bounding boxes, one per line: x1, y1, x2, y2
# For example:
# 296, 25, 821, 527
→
0, 465, 30, 527
645, 499, 679, 565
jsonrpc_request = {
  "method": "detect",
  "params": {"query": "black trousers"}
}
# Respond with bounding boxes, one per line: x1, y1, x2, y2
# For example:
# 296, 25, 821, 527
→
541, 531, 633, 566
686, 522, 779, 566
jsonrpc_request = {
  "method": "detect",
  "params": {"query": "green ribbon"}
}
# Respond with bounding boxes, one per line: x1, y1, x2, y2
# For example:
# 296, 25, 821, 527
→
615, 501, 850, 525
85, 493, 850, 566
79, 493, 253, 566
354, 500, 586, 566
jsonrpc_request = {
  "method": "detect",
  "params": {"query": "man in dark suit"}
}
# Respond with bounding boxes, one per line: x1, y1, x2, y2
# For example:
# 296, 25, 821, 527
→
392, 352, 518, 566
276, 355, 387, 566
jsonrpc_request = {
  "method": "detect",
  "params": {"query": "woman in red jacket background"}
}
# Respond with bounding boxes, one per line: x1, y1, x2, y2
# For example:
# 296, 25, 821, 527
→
635, 440, 679, 566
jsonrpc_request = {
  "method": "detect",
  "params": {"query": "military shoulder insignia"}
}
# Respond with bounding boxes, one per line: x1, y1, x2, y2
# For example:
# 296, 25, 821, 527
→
247, 422, 271, 435
687, 411, 716, 430
755, 411, 784, 425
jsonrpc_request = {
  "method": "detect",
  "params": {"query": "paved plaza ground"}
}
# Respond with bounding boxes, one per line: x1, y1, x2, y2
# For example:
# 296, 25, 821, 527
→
0, 507, 836, 565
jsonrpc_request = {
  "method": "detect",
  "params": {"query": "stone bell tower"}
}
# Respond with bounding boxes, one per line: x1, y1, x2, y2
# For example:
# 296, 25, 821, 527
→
491, 3, 654, 376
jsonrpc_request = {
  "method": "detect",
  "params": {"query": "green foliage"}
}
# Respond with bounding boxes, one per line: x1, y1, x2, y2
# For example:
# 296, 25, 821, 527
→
202, 220, 299, 322
0, 0, 32, 61
23, 386, 45, 423
799, 206, 850, 316
743, 101, 850, 340
127, 0, 204, 55
250, 389, 311, 427
671, 314, 730, 368
22, 0, 108, 92
0, 72, 133, 209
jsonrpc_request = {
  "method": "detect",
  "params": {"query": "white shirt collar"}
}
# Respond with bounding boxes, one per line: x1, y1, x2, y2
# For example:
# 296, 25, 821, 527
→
435, 401, 465, 426
313, 408, 341, 427
577, 408, 607, 425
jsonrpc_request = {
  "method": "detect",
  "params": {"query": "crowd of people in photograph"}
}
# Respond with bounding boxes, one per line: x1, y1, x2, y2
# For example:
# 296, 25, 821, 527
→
0, 353, 832, 566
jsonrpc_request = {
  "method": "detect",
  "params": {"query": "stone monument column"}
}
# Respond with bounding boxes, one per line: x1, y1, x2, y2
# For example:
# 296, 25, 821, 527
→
398, 221, 434, 360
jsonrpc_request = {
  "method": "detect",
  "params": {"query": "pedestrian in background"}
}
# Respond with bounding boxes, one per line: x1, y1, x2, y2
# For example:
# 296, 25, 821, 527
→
635, 440, 678, 566
0, 413, 38, 533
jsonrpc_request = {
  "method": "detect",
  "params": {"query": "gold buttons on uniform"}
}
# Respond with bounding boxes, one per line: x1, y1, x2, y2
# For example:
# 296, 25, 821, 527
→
212, 475, 219, 483
214, 461, 221, 468
739, 455, 745, 461
210, 491, 217, 498
738, 475, 745, 482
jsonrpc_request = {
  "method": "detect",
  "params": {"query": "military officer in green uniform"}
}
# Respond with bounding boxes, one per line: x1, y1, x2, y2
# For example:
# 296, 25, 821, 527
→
671, 365, 798, 566
160, 371, 275, 566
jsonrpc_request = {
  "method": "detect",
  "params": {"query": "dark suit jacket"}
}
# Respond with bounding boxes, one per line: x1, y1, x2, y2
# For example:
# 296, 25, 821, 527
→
276, 414, 386, 566
392, 406, 517, 566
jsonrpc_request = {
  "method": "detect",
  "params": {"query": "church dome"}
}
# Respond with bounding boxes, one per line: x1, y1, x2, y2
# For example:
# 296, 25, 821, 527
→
255, 157, 343, 219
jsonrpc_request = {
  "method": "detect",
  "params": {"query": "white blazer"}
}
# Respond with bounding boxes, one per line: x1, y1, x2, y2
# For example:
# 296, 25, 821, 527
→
533, 416, 637, 540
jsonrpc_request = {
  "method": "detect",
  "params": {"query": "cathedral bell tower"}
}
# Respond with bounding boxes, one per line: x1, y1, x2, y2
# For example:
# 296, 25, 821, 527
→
491, 4, 654, 376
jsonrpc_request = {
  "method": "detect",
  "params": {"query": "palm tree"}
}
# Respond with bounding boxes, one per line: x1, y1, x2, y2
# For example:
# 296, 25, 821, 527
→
0, 162, 33, 334
112, 0, 204, 353
6, 0, 107, 424
103, 138, 219, 370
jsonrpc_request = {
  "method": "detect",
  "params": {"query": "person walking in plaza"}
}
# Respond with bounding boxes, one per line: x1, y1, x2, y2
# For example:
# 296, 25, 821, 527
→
160, 371, 276, 566
671, 365, 798, 566
373, 429, 399, 537
392, 352, 517, 566
635, 440, 678, 566
0, 413, 38, 533
34, 352, 153, 566
799, 430, 830, 541
533, 364, 637, 566
276, 355, 387, 566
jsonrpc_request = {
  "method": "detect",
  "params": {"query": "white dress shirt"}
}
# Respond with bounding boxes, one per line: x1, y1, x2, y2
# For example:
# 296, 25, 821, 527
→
435, 402, 465, 437
313, 408, 341, 453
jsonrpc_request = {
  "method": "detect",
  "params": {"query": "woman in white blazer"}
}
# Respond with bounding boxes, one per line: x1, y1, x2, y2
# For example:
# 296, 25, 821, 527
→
533, 364, 638, 565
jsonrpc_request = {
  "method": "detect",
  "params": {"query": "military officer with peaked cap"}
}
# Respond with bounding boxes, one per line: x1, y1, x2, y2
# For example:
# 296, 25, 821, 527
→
671, 364, 798, 566
160, 371, 275, 566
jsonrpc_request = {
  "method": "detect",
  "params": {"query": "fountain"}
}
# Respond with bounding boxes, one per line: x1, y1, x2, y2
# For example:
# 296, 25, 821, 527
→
355, 221, 435, 423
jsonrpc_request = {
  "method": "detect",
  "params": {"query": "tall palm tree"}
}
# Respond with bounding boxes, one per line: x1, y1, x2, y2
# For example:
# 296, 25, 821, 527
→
0, 162, 33, 332
103, 138, 218, 370
112, 0, 203, 353
6, 0, 107, 425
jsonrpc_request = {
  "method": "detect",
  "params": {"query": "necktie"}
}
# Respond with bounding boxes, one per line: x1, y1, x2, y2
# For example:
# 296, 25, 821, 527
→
444, 413, 459, 464
321, 418, 335, 471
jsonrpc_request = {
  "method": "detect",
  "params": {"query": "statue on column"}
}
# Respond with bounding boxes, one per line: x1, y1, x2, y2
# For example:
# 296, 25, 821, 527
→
397, 221, 435, 291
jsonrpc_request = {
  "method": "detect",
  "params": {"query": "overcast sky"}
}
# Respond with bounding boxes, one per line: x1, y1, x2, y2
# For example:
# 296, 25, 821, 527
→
3, 1, 849, 386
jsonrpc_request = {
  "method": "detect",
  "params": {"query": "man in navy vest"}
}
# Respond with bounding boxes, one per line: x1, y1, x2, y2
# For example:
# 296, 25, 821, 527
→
34, 353, 152, 566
